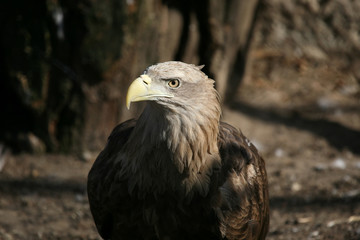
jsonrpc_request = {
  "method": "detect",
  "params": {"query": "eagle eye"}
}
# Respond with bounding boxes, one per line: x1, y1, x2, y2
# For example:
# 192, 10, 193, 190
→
168, 79, 180, 88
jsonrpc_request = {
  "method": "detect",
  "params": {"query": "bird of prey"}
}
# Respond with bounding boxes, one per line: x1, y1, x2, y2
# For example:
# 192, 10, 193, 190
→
87, 61, 269, 240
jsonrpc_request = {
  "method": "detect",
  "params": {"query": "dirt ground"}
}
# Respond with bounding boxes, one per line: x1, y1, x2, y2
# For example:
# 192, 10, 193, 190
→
1, 52, 360, 239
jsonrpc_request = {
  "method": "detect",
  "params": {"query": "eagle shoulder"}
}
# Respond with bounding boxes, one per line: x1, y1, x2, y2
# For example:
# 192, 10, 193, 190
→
217, 122, 269, 240
87, 119, 136, 239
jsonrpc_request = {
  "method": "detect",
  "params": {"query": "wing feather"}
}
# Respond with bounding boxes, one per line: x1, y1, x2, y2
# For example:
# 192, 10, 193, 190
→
217, 122, 269, 240
87, 119, 136, 239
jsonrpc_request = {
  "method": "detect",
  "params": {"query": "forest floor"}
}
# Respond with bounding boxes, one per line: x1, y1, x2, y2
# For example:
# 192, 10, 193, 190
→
1, 52, 360, 239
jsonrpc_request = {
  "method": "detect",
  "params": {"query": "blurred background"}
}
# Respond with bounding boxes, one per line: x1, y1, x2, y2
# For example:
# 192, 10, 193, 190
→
0, 0, 360, 239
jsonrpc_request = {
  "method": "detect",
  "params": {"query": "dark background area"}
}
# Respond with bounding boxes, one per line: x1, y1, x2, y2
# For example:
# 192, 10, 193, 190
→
0, 0, 360, 239
0, 0, 260, 153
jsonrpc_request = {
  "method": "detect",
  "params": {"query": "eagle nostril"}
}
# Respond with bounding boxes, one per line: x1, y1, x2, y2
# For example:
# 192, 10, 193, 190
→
140, 75, 152, 85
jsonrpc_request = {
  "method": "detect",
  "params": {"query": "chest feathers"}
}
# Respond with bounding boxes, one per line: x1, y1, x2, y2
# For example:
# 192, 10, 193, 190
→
118, 103, 221, 199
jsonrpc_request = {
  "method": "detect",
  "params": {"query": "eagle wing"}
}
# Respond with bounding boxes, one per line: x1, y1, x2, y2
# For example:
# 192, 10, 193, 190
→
87, 119, 136, 239
217, 122, 269, 240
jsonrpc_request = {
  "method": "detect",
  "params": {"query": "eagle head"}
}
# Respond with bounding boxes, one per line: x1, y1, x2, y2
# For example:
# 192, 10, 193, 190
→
126, 61, 220, 116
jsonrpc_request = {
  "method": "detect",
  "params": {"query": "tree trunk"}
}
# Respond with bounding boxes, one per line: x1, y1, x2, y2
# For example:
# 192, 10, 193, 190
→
0, 0, 260, 153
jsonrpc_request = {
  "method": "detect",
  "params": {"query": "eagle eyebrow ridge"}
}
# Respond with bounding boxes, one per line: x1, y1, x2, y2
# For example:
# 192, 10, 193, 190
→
160, 77, 181, 81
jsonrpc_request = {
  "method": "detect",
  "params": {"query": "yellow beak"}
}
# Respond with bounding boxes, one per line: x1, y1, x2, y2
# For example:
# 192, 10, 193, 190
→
126, 74, 173, 109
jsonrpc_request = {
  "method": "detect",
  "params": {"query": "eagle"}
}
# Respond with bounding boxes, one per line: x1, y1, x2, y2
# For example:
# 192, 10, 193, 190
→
87, 61, 269, 240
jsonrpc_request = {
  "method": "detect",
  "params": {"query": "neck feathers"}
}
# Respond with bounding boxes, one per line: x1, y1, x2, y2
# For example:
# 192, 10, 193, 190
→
123, 88, 221, 197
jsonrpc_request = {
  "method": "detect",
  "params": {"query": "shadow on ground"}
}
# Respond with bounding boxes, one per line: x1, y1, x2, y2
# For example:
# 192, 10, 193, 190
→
0, 177, 86, 197
230, 101, 360, 155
